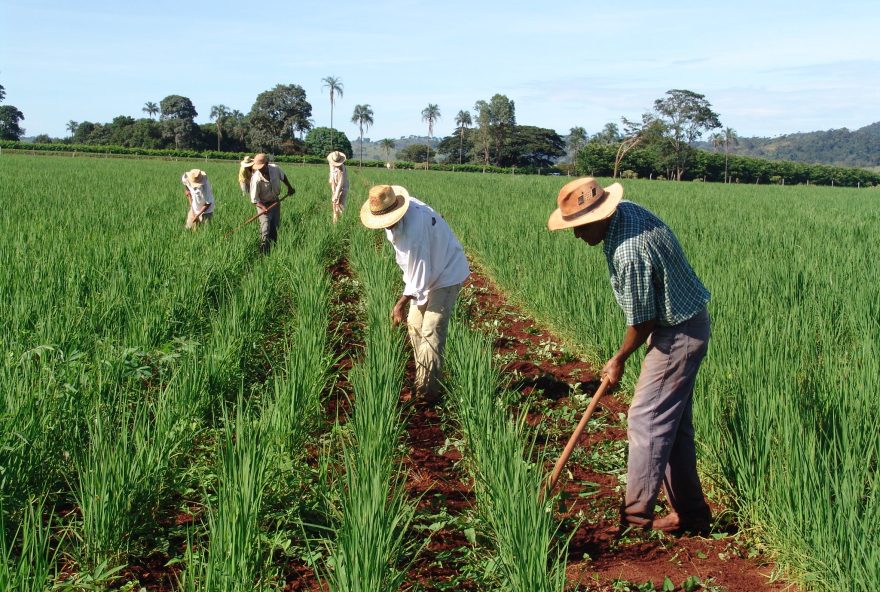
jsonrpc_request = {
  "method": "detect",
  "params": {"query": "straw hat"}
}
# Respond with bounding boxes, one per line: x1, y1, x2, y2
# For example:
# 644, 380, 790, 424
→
240, 155, 254, 168
252, 153, 268, 170
360, 185, 411, 229
186, 169, 207, 187
547, 177, 623, 231
327, 151, 346, 166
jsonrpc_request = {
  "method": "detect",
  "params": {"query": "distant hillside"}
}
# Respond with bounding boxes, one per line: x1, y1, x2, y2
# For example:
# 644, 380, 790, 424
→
707, 122, 880, 168
349, 135, 439, 161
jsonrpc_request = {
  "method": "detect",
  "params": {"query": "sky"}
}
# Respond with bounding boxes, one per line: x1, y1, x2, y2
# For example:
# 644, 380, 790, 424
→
2, 0, 879, 142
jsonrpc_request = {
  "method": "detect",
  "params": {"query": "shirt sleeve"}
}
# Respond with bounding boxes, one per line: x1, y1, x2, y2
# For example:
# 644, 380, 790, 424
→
616, 259, 656, 326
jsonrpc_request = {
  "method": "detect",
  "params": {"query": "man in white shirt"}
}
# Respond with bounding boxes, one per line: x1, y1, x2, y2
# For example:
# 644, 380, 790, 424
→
181, 169, 215, 229
360, 184, 470, 403
249, 153, 295, 253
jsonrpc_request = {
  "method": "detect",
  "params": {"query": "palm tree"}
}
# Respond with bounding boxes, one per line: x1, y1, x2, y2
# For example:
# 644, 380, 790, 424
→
142, 101, 159, 119
379, 138, 396, 165
351, 104, 374, 166
722, 127, 738, 183
210, 104, 230, 151
454, 110, 472, 165
66, 120, 79, 137
421, 104, 441, 169
321, 76, 344, 149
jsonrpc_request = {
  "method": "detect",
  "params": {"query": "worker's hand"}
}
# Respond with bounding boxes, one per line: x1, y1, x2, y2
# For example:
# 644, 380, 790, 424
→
601, 357, 625, 386
391, 300, 408, 326
257, 205, 268, 216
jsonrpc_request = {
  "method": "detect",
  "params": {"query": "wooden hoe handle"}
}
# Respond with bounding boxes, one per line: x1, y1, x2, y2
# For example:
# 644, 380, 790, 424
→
544, 376, 613, 497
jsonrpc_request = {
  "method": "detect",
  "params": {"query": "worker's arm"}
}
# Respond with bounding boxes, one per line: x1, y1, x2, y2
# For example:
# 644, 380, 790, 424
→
282, 176, 295, 197
391, 294, 413, 326
602, 318, 656, 385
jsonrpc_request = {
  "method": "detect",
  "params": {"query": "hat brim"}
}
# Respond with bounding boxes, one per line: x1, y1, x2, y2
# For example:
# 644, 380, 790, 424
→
547, 182, 623, 231
360, 185, 411, 229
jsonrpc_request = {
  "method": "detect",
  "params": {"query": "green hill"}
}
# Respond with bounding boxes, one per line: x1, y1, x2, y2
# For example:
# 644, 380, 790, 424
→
723, 122, 880, 168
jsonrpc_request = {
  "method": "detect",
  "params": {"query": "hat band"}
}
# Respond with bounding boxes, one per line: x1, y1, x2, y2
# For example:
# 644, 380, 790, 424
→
371, 198, 402, 216
561, 194, 608, 221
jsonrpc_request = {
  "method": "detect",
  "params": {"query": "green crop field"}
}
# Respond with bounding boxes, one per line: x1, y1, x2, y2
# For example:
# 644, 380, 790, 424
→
1, 154, 878, 591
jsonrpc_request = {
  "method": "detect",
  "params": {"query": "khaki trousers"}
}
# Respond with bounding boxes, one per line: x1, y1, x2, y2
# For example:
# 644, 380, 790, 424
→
407, 283, 461, 398
622, 308, 712, 526
185, 209, 212, 229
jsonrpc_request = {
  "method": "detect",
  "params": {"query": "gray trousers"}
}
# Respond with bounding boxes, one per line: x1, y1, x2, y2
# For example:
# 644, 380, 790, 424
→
622, 308, 711, 526
257, 202, 280, 254
407, 283, 461, 398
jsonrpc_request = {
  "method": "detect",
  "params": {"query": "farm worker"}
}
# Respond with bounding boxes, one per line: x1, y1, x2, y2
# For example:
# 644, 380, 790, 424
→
181, 169, 215, 229
238, 155, 254, 194
547, 177, 712, 534
249, 153, 295, 254
327, 151, 349, 224
360, 185, 470, 404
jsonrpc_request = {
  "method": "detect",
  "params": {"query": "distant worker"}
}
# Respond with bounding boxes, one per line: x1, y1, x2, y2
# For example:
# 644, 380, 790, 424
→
181, 168, 215, 229
249, 153, 295, 254
327, 151, 349, 224
238, 155, 254, 194
547, 177, 712, 534
360, 185, 470, 404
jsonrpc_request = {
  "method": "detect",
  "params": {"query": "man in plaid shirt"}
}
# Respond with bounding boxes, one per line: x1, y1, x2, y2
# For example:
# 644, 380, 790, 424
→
548, 177, 712, 534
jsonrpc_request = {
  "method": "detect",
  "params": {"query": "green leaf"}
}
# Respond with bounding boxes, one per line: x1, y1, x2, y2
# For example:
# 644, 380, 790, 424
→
662, 576, 675, 592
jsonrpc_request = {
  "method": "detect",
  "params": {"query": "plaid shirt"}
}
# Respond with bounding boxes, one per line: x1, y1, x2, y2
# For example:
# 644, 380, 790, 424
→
603, 201, 709, 326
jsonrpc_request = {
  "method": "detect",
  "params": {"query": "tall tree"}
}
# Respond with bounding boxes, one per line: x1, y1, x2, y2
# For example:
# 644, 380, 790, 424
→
421, 103, 441, 168
593, 122, 621, 144
321, 76, 343, 149
0, 105, 25, 140
488, 94, 515, 165
652, 89, 721, 180
159, 95, 198, 149
351, 104, 374, 166
304, 126, 352, 158
210, 104, 230, 151
247, 84, 313, 153
0, 83, 5, 102
473, 100, 491, 167
567, 126, 588, 175
66, 120, 79, 137
613, 114, 664, 178
722, 127, 738, 183
142, 101, 159, 119
379, 138, 396, 164
454, 110, 472, 164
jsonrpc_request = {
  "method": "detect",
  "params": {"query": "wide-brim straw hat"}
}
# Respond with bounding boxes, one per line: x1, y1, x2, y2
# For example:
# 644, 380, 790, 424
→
360, 184, 411, 229
327, 151, 346, 166
240, 155, 254, 168
252, 153, 268, 170
186, 169, 206, 187
547, 177, 623, 231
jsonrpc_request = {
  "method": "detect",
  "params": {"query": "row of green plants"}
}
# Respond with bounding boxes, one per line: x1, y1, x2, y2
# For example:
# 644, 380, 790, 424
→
319, 220, 415, 590
445, 319, 567, 591
578, 141, 880, 186
180, 219, 337, 590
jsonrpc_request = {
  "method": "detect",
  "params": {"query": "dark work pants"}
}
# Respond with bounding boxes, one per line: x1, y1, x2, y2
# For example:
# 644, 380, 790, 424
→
622, 308, 712, 526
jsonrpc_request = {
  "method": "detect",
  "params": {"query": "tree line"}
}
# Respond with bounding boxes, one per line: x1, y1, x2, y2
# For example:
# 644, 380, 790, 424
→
4, 77, 877, 186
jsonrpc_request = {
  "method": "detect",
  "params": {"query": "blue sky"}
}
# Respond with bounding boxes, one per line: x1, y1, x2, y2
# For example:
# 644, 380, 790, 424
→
2, 0, 878, 141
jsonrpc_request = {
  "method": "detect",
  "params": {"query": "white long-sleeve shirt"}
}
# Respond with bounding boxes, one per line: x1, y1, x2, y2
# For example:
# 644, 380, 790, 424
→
385, 198, 470, 306
181, 174, 215, 214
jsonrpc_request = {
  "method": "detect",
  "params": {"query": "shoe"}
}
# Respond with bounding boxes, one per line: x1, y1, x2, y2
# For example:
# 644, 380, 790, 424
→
651, 511, 711, 535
